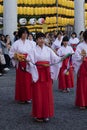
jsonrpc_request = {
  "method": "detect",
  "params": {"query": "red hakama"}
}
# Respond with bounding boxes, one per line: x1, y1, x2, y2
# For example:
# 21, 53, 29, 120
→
32, 61, 54, 118
15, 54, 32, 102
75, 57, 87, 107
71, 44, 77, 51
58, 57, 74, 90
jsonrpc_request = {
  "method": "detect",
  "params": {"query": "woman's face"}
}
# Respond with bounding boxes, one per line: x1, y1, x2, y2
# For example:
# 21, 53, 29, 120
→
63, 41, 68, 47
28, 34, 33, 40
21, 31, 28, 39
6, 35, 10, 40
72, 34, 76, 38
37, 37, 45, 47
1, 36, 5, 41
58, 34, 62, 40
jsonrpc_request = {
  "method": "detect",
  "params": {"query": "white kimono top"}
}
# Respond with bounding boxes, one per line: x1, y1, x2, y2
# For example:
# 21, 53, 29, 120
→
28, 45, 61, 82
73, 41, 87, 74
57, 45, 74, 70
28, 39, 36, 48
69, 37, 79, 45
51, 38, 62, 50
9, 39, 33, 68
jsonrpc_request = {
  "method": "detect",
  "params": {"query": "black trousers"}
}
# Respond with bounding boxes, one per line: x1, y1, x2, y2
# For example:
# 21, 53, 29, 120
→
0, 64, 4, 73
4, 54, 11, 68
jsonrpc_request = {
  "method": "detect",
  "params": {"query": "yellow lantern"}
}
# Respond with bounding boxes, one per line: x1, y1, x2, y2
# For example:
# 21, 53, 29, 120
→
46, 17, 50, 24
18, 7, 23, 15
58, 0, 61, 5
41, 7, 45, 15
42, 0, 47, 4
58, 17, 62, 24
23, 7, 27, 15
24, 0, 28, 5
28, 0, 32, 5
34, 7, 38, 15
44, 7, 48, 15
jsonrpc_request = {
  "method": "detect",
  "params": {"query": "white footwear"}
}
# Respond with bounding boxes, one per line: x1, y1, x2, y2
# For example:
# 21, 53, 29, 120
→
27, 100, 32, 104
43, 118, 49, 122
4, 68, 10, 71
67, 88, 70, 92
0, 73, 3, 76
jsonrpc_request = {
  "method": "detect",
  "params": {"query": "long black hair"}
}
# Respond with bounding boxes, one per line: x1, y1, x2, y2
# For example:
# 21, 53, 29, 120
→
61, 36, 69, 46
83, 30, 87, 41
18, 27, 29, 38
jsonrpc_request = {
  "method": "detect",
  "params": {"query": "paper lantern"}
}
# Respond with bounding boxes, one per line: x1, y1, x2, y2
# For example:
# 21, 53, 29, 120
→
29, 18, 36, 25
38, 18, 45, 24
19, 18, 27, 25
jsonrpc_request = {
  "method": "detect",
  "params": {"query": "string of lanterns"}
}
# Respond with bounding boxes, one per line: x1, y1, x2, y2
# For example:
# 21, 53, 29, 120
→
18, 0, 56, 5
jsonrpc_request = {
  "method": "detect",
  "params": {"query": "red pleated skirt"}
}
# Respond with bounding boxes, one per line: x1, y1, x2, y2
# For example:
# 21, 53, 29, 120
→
75, 58, 87, 107
15, 54, 32, 101
32, 61, 54, 118
58, 58, 74, 90
71, 44, 77, 51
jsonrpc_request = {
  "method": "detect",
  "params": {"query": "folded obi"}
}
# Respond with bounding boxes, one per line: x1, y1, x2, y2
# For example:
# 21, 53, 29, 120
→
35, 61, 51, 81
18, 54, 28, 71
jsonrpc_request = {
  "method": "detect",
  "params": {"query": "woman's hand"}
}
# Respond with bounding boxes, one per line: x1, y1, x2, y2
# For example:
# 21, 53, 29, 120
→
80, 49, 86, 57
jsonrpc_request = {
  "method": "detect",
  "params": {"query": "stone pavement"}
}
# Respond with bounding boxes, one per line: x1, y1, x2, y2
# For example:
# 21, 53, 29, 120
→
0, 68, 87, 130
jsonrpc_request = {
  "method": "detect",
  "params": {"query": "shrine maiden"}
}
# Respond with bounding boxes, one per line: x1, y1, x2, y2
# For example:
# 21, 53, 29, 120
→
9, 27, 33, 103
28, 32, 61, 122
73, 30, 87, 109
57, 36, 74, 92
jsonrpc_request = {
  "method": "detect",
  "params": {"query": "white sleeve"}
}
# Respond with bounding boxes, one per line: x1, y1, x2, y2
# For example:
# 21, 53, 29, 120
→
9, 43, 17, 58
51, 43, 56, 50
50, 49, 61, 63
57, 48, 62, 56
26, 50, 39, 82
70, 47, 74, 54
75, 46, 83, 61
50, 49, 61, 80
72, 45, 83, 74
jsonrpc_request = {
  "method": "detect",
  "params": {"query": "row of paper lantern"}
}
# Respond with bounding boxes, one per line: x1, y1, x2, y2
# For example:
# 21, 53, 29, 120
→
58, 0, 74, 9
85, 12, 87, 19
85, 20, 87, 25
58, 17, 74, 26
0, 5, 3, 13
17, 0, 74, 9
24, 28, 57, 33
45, 17, 72, 25
19, 17, 70, 25
19, 17, 74, 26
19, 18, 45, 25
18, 7, 57, 15
18, 6, 74, 16
26, 23, 57, 29
17, 0, 56, 5
85, 4, 87, 9
58, 7, 74, 17
24, 27, 65, 33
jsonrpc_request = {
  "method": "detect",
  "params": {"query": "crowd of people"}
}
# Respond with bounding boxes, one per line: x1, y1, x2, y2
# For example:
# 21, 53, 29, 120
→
0, 34, 12, 76
1, 26, 87, 122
